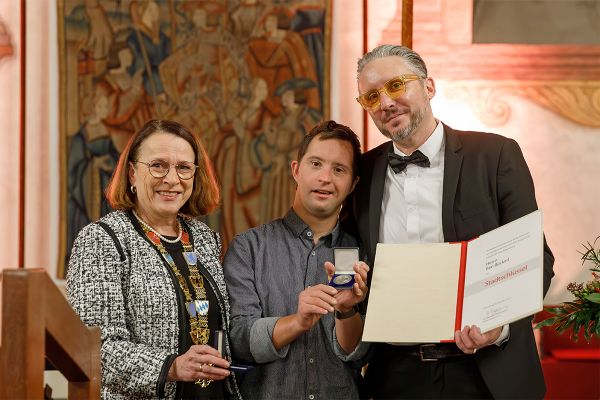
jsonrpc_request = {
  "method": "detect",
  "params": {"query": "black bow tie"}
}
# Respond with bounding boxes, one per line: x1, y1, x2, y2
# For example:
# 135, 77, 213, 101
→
387, 150, 431, 173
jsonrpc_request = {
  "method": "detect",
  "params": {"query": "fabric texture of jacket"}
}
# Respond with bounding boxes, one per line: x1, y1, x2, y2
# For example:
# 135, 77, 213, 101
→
67, 210, 242, 399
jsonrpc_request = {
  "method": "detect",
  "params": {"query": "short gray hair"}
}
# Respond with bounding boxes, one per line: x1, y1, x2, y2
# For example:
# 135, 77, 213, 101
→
357, 44, 428, 79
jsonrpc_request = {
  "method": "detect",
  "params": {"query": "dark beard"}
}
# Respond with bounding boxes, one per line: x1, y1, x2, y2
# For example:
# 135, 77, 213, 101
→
381, 108, 425, 143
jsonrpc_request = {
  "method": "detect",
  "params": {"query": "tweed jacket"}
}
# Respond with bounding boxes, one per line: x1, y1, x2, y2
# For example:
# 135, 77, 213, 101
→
67, 210, 242, 399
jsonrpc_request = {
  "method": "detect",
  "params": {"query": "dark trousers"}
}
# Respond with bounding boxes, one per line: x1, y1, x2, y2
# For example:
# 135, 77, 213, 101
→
364, 344, 492, 399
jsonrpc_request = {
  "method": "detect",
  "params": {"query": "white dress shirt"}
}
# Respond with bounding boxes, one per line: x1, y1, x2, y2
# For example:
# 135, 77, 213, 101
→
380, 122, 445, 244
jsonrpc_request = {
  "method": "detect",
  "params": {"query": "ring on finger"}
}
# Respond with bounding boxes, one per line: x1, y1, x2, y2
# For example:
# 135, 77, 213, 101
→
472, 348, 478, 354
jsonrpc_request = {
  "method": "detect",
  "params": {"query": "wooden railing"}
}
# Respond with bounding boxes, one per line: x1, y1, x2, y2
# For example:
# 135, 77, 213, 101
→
0, 268, 100, 399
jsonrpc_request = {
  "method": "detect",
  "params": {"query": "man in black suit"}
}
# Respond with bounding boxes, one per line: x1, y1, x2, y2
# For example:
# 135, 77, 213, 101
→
343, 44, 555, 398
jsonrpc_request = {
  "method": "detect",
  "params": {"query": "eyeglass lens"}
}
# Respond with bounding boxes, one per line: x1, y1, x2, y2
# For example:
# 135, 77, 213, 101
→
147, 160, 196, 179
363, 78, 407, 109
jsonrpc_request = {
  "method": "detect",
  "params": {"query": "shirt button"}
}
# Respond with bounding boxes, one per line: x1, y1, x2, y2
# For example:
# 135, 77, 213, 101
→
309, 395, 315, 400
309, 358, 314, 364
311, 251, 316, 256
307, 231, 313, 237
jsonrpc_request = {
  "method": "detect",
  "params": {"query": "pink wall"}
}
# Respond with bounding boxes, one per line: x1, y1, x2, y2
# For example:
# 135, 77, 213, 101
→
23, 0, 56, 273
0, 0, 58, 276
0, 1, 21, 270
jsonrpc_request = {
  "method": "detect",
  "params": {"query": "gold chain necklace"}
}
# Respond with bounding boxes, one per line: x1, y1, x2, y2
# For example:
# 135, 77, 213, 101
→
138, 217, 213, 387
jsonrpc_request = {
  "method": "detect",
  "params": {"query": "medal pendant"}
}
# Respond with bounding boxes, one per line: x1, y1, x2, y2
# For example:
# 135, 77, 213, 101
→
186, 301, 197, 317
195, 300, 209, 316
183, 251, 197, 265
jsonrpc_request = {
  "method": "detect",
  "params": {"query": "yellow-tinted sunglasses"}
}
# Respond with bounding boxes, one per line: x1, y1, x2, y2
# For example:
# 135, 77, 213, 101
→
356, 74, 425, 111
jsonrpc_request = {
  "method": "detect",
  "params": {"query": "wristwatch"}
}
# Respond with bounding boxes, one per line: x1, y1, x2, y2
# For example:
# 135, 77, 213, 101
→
335, 306, 358, 320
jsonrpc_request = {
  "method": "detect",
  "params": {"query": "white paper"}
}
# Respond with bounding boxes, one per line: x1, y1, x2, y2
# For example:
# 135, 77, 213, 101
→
461, 210, 544, 332
363, 243, 462, 343
362, 211, 544, 343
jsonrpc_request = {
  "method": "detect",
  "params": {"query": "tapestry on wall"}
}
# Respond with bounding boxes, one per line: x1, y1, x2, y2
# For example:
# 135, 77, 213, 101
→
58, 0, 330, 277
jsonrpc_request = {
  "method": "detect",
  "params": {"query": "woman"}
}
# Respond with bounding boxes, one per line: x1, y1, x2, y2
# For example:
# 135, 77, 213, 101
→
67, 119, 242, 399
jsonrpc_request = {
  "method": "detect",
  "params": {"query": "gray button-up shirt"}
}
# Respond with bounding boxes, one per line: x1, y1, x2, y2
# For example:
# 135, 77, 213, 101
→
224, 209, 360, 400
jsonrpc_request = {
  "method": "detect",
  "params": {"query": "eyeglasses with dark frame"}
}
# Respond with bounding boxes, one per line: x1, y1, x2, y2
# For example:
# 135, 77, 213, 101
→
356, 74, 426, 111
132, 160, 198, 180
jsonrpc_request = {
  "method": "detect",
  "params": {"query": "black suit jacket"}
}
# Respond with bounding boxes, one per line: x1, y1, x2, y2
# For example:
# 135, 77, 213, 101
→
344, 124, 555, 399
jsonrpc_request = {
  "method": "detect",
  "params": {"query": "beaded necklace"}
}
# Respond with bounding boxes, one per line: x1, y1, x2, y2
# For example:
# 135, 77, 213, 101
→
136, 215, 213, 387
132, 209, 183, 243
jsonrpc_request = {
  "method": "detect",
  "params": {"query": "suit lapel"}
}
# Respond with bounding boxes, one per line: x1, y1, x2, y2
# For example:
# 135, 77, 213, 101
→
442, 125, 463, 242
368, 142, 392, 260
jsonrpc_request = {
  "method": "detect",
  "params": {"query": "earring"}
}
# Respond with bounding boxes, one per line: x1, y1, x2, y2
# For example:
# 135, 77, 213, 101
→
130, 185, 137, 194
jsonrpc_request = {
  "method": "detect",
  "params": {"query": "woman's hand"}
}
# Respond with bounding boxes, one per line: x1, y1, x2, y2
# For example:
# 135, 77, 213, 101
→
167, 345, 231, 382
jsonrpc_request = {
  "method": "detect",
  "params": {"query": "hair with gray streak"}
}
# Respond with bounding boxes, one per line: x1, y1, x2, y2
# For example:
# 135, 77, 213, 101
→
356, 44, 428, 79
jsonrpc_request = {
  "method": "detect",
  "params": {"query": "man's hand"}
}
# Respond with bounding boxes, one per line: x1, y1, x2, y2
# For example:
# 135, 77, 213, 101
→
324, 261, 369, 312
454, 325, 502, 354
294, 284, 338, 331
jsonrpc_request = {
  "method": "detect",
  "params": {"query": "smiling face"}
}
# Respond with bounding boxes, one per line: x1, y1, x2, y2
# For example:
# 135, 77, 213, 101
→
358, 56, 436, 146
291, 136, 357, 221
128, 132, 195, 225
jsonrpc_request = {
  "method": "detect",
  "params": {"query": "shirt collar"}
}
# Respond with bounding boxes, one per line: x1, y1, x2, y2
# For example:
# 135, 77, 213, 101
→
283, 208, 339, 245
393, 120, 444, 160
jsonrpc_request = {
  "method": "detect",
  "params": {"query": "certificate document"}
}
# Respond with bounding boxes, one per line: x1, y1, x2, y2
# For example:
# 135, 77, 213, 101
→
362, 210, 544, 343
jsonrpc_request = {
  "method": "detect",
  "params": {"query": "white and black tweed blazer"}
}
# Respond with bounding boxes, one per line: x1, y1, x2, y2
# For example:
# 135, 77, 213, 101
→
67, 210, 242, 399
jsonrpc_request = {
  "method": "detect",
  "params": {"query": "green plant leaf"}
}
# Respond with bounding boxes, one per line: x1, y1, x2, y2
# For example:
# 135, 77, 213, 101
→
545, 237, 600, 341
535, 317, 560, 329
567, 313, 578, 323
585, 293, 600, 304
545, 306, 567, 315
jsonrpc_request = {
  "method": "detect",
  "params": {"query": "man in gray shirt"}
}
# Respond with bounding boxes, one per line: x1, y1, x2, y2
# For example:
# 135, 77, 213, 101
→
224, 120, 369, 400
